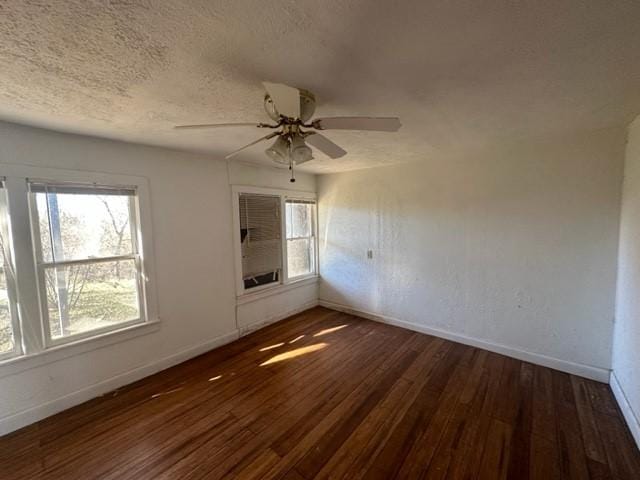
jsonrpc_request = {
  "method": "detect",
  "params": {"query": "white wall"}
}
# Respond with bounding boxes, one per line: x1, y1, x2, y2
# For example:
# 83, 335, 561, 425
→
236, 280, 319, 333
0, 121, 316, 434
228, 162, 315, 193
318, 128, 625, 381
612, 115, 640, 447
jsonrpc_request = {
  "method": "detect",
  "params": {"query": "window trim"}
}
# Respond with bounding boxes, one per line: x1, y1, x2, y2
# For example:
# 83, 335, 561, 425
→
0, 319, 160, 379
0, 164, 159, 367
231, 185, 318, 297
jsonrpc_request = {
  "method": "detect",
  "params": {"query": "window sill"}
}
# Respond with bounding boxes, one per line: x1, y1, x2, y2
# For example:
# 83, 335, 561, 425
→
0, 319, 161, 379
236, 275, 319, 305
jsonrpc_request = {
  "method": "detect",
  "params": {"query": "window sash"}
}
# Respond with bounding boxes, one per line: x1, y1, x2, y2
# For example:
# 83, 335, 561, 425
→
285, 200, 314, 240
286, 237, 316, 279
38, 253, 137, 268
31, 189, 138, 264
37, 257, 146, 346
286, 235, 314, 241
27, 183, 147, 347
284, 199, 316, 280
29, 181, 136, 196
285, 199, 315, 205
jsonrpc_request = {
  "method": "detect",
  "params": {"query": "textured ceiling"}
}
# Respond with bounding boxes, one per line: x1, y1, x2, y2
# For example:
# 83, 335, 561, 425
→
1, 1, 640, 173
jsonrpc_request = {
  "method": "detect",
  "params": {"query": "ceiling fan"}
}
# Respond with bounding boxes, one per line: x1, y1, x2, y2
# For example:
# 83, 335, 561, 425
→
174, 82, 401, 181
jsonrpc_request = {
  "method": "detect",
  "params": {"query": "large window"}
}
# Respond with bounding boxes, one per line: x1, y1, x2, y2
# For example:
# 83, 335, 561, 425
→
0, 166, 156, 366
286, 200, 316, 278
235, 189, 317, 294
30, 183, 145, 344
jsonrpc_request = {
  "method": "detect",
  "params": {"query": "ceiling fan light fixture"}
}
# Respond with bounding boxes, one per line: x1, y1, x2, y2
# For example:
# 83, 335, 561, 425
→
265, 136, 289, 164
290, 135, 313, 165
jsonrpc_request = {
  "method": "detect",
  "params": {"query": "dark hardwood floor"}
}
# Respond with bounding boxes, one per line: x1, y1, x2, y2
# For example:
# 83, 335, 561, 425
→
1, 306, 639, 479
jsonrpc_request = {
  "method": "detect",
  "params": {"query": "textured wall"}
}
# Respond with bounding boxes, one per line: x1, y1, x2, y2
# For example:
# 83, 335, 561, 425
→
612, 115, 640, 446
319, 128, 624, 376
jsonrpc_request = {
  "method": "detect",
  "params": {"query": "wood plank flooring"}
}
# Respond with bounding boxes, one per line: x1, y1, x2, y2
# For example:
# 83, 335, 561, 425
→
1, 306, 638, 479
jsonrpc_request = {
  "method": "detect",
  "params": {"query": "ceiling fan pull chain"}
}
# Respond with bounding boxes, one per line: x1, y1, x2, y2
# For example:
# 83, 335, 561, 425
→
290, 159, 296, 183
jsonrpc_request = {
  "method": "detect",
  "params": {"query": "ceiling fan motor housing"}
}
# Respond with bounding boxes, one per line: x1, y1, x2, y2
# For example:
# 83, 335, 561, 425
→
264, 88, 316, 122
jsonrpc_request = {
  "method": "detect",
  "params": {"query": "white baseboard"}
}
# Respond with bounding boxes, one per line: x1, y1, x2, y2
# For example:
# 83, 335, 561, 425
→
319, 300, 611, 383
0, 330, 239, 436
239, 299, 319, 336
610, 371, 640, 449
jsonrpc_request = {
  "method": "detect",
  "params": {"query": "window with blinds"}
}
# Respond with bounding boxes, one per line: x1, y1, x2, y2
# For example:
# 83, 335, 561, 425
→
239, 193, 282, 289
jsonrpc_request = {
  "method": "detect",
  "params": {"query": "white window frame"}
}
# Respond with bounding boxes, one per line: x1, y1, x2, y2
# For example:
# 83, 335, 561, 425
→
231, 185, 318, 297
0, 164, 159, 369
284, 198, 317, 282
28, 181, 148, 348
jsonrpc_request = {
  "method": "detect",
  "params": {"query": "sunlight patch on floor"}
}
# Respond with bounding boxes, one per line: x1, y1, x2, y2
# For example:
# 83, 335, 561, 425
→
313, 324, 348, 337
260, 342, 285, 352
151, 387, 183, 399
260, 343, 328, 366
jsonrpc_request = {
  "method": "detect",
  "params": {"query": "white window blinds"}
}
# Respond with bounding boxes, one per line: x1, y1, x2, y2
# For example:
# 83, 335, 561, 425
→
239, 194, 282, 288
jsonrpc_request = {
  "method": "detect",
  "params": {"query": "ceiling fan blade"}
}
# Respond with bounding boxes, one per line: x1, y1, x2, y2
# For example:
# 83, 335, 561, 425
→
306, 133, 347, 159
174, 122, 260, 130
313, 116, 401, 132
263, 82, 300, 119
225, 132, 279, 160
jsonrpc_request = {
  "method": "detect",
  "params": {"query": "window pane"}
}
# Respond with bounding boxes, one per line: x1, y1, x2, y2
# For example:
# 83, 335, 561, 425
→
45, 259, 140, 339
0, 267, 14, 354
286, 202, 312, 239
0, 183, 16, 355
35, 192, 133, 262
287, 238, 313, 278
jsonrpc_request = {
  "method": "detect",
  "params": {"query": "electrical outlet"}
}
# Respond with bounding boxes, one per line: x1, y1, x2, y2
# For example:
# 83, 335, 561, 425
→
367, 249, 373, 259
